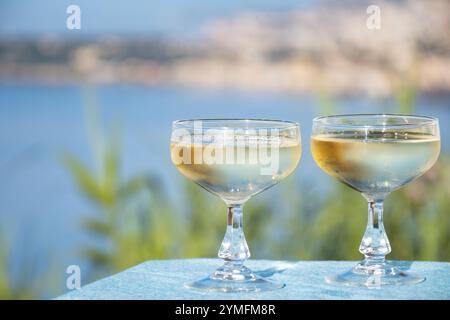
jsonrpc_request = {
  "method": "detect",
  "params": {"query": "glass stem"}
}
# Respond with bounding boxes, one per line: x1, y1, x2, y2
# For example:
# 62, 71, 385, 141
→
359, 200, 392, 266
218, 205, 250, 266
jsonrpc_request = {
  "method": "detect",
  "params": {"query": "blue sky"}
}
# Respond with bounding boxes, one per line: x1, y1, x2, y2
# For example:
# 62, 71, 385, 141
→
0, 0, 314, 38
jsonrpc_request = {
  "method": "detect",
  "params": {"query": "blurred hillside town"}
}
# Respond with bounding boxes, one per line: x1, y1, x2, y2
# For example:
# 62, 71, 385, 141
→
1, 0, 449, 96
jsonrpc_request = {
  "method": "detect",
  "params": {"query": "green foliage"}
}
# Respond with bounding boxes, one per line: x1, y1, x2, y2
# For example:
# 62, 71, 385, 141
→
0, 243, 11, 298
66, 125, 450, 272
385, 157, 450, 261
0, 238, 47, 299
284, 160, 450, 262
393, 64, 420, 114
64, 139, 180, 278
395, 81, 416, 114
314, 88, 338, 115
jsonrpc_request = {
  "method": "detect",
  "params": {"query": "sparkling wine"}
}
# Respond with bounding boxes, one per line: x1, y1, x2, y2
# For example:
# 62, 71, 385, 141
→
171, 137, 301, 203
311, 132, 440, 195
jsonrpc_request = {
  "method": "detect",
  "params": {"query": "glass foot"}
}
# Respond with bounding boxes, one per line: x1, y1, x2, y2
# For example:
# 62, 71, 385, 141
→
185, 262, 285, 292
325, 260, 426, 287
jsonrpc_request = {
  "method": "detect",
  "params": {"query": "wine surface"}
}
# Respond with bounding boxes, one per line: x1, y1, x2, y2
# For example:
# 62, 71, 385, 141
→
171, 137, 301, 203
311, 132, 440, 195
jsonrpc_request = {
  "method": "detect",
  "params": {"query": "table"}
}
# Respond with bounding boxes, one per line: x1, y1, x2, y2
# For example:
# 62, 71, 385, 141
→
58, 259, 450, 300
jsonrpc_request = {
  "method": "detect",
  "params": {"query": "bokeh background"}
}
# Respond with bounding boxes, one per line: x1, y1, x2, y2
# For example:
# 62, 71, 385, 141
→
0, 0, 449, 298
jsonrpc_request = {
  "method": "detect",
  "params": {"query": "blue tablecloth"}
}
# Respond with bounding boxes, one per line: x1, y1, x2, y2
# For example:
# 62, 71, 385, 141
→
58, 259, 450, 300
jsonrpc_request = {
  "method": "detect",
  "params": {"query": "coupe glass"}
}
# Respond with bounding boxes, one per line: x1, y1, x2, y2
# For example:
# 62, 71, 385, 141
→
171, 119, 301, 292
311, 114, 440, 286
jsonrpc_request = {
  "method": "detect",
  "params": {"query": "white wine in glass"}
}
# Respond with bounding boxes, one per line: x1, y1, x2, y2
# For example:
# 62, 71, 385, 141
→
311, 114, 441, 287
171, 119, 301, 292
171, 137, 300, 203
312, 133, 440, 194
